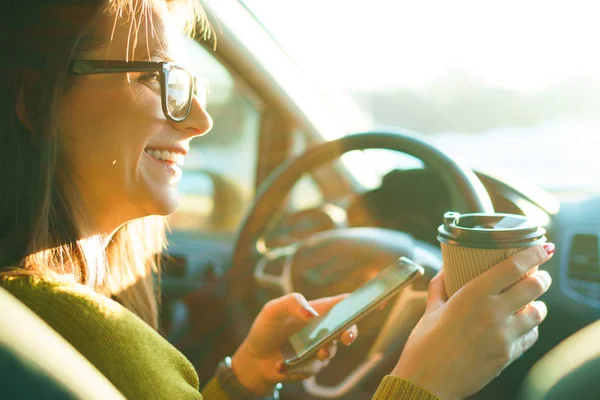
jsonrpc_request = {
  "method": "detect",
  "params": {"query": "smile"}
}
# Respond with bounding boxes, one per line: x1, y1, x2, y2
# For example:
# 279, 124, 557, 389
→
144, 148, 185, 166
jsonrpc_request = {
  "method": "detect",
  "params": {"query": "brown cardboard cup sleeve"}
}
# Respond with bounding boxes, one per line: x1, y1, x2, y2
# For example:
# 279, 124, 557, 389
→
441, 243, 538, 297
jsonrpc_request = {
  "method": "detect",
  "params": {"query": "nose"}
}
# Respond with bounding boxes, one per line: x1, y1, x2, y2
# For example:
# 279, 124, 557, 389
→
171, 95, 213, 138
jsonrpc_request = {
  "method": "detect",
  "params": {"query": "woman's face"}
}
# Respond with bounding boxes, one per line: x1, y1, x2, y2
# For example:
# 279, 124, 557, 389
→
59, 3, 212, 234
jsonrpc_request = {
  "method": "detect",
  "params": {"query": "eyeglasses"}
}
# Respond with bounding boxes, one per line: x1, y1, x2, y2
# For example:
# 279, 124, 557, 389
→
69, 60, 208, 122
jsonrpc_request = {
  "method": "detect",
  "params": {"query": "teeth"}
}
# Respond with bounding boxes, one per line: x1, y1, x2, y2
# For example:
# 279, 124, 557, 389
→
144, 148, 185, 166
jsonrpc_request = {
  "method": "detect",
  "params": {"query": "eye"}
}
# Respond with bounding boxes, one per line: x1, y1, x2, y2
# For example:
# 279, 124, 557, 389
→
138, 72, 160, 90
139, 72, 159, 81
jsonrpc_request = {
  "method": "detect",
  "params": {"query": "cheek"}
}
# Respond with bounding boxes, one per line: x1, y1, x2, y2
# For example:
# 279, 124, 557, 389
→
59, 81, 163, 193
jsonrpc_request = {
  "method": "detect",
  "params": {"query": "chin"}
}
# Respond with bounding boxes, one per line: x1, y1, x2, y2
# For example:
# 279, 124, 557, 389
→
155, 198, 180, 216
143, 190, 180, 217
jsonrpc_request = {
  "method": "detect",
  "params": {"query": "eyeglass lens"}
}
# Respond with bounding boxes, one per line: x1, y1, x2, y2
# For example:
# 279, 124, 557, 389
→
167, 68, 192, 120
167, 68, 208, 120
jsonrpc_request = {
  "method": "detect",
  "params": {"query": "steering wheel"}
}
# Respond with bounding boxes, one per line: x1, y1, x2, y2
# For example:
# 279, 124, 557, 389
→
229, 130, 494, 398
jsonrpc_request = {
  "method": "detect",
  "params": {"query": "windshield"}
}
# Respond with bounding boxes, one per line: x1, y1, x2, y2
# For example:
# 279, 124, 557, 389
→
242, 0, 600, 195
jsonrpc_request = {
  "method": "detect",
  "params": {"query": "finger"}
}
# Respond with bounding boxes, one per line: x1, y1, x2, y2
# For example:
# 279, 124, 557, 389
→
511, 326, 539, 361
308, 294, 349, 315
426, 269, 447, 313
316, 347, 330, 361
317, 341, 337, 361
278, 373, 313, 382
279, 357, 330, 378
263, 293, 320, 322
275, 361, 314, 382
499, 271, 552, 313
469, 244, 553, 296
340, 324, 358, 346
510, 301, 548, 337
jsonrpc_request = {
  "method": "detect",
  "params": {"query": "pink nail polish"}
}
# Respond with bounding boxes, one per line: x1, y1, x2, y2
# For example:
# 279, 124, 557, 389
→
543, 243, 555, 255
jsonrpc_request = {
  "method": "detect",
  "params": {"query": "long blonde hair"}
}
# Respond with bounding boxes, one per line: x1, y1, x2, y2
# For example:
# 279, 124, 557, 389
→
0, 0, 211, 329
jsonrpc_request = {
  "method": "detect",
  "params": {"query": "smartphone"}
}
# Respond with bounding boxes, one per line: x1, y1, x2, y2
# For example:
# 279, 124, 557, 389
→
281, 257, 424, 366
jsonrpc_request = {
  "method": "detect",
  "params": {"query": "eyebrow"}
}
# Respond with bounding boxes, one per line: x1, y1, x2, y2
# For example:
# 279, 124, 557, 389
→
150, 49, 175, 63
135, 48, 175, 63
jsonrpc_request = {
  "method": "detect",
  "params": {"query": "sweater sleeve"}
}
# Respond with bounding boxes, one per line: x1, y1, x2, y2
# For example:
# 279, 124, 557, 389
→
2, 277, 232, 400
372, 375, 440, 400
201, 376, 232, 399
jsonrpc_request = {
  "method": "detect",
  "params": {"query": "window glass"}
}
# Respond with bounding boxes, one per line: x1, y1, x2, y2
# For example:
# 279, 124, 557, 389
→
169, 38, 262, 233
288, 130, 325, 211
244, 0, 600, 194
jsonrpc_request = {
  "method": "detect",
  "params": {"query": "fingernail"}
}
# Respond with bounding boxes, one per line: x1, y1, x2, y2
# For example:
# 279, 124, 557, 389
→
348, 331, 355, 342
303, 306, 319, 318
537, 301, 548, 320
543, 243, 555, 255
276, 360, 285, 373
321, 349, 330, 360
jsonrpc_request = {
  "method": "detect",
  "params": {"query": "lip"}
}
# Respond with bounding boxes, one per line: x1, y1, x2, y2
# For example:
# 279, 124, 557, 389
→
144, 144, 189, 156
143, 151, 183, 179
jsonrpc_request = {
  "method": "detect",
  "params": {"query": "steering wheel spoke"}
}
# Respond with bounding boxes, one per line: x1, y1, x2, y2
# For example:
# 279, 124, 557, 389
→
369, 284, 428, 354
254, 245, 297, 294
302, 353, 385, 398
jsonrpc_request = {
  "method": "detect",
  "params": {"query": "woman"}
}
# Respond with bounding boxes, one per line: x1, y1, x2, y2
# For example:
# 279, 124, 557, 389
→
0, 0, 554, 399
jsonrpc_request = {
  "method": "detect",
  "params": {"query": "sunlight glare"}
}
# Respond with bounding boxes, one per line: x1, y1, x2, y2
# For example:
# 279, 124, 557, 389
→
245, 0, 600, 92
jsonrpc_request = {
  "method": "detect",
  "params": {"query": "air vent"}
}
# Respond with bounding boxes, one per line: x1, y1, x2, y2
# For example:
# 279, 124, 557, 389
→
568, 234, 600, 282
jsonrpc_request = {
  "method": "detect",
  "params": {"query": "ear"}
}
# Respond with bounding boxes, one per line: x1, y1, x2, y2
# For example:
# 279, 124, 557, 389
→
16, 84, 34, 131
16, 70, 39, 131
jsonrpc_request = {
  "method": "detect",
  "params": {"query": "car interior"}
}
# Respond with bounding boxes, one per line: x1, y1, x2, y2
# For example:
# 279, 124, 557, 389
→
2, 0, 600, 399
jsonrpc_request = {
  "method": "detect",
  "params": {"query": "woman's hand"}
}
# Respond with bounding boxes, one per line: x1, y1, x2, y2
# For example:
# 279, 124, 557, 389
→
231, 293, 358, 396
392, 244, 554, 400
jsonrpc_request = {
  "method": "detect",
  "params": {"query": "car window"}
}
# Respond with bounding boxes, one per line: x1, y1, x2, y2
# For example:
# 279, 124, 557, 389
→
288, 130, 325, 211
169, 38, 262, 233
289, 175, 324, 211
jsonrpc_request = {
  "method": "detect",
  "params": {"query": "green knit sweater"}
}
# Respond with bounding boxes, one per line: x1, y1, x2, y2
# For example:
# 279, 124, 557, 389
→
1, 277, 438, 400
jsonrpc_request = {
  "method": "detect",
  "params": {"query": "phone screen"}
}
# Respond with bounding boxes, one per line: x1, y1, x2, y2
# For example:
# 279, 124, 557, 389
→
286, 259, 422, 361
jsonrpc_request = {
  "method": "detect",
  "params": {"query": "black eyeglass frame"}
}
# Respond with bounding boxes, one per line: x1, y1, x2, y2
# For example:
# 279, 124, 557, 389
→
69, 60, 202, 122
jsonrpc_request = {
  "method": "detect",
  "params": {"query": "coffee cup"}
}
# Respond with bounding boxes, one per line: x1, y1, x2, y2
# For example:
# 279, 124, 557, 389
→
437, 211, 547, 297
